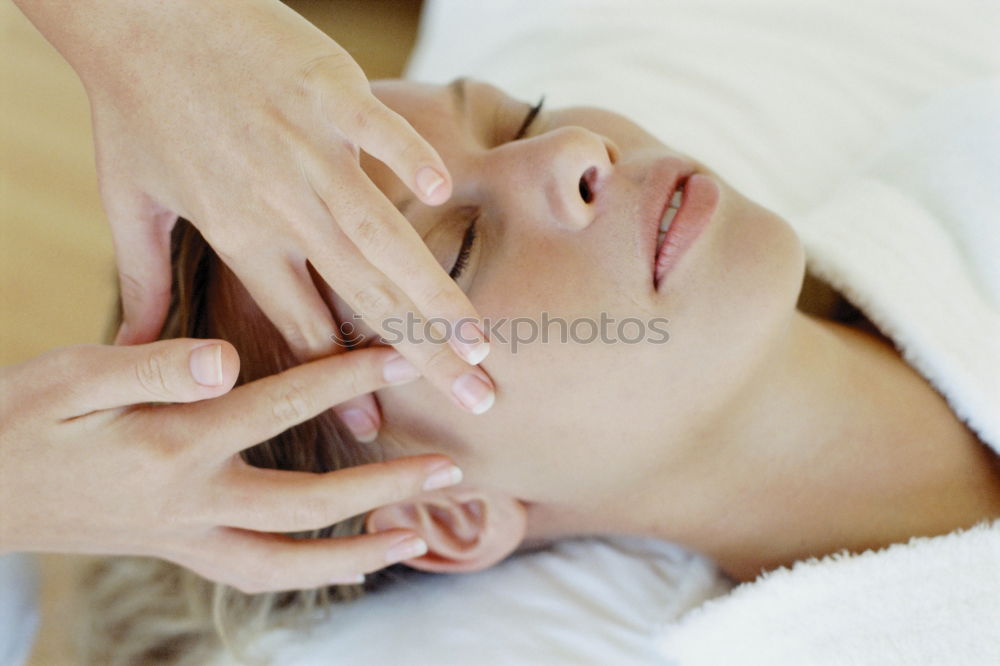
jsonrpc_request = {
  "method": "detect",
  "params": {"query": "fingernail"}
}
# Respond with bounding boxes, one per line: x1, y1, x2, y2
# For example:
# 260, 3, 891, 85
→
383, 353, 421, 385
329, 573, 365, 585
190, 344, 223, 386
416, 166, 446, 200
423, 464, 463, 491
451, 320, 490, 365
451, 371, 495, 414
385, 536, 428, 564
340, 408, 378, 442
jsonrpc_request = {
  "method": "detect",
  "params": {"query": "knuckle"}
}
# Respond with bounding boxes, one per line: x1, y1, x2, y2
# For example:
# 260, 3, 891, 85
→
135, 348, 176, 401
351, 215, 389, 253
270, 381, 313, 426
350, 284, 397, 320
418, 283, 455, 314
117, 270, 145, 305
286, 494, 329, 530
119, 270, 170, 311
351, 101, 384, 136
298, 53, 363, 99
278, 322, 311, 357
334, 138, 361, 162
396, 137, 423, 164
421, 341, 455, 372
351, 105, 372, 134
338, 354, 377, 396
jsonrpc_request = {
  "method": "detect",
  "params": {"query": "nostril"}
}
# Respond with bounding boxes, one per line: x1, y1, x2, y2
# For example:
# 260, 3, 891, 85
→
579, 167, 596, 203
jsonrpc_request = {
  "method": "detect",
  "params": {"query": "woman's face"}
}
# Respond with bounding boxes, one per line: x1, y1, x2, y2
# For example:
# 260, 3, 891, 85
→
337, 79, 804, 506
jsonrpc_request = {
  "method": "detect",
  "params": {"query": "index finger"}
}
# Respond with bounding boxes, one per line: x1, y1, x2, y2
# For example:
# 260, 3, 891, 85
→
334, 92, 453, 206
305, 157, 491, 368
167, 346, 419, 460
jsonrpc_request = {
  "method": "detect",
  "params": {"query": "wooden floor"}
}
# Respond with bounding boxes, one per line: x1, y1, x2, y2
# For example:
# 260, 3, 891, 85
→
1, 1, 421, 662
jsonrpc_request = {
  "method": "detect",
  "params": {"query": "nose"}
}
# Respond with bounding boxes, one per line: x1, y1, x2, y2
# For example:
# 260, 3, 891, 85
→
498, 126, 618, 231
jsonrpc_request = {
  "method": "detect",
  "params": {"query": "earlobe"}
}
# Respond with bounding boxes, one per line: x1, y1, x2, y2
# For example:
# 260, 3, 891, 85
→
365, 487, 527, 573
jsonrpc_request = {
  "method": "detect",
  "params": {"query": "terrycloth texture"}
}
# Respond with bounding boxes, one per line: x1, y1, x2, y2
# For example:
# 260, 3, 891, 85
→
660, 520, 1000, 666
218, 2, 997, 664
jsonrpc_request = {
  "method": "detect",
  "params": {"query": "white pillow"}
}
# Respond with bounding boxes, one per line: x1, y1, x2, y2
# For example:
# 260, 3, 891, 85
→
226, 538, 729, 665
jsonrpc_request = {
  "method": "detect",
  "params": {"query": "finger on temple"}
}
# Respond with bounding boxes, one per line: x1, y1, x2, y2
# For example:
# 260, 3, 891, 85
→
305, 162, 489, 369
104, 186, 176, 346
307, 239, 495, 415
207, 455, 460, 533
168, 346, 417, 460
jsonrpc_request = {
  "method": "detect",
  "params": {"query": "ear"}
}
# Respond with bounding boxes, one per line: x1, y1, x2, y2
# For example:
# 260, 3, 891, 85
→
365, 487, 527, 573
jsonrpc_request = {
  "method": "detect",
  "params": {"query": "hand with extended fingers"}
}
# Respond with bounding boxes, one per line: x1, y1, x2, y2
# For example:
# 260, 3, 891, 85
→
0, 340, 462, 592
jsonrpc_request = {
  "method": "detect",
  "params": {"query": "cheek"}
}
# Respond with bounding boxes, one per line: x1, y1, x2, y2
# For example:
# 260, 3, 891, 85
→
654, 186, 805, 408
376, 382, 545, 495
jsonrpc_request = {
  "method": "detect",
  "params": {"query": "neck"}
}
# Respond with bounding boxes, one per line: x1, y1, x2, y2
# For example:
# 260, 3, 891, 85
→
529, 311, 1000, 581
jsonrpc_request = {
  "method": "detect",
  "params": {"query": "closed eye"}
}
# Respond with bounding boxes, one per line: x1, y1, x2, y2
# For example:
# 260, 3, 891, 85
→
448, 96, 545, 281
449, 215, 478, 280
513, 96, 545, 141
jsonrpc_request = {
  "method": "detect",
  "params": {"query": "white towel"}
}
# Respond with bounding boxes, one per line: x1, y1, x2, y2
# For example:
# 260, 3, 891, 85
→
661, 519, 1000, 666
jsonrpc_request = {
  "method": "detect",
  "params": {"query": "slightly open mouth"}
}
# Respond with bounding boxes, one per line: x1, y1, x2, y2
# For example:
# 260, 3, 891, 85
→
655, 178, 687, 258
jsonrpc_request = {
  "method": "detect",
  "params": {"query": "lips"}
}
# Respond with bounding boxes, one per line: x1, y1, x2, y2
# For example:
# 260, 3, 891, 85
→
639, 159, 694, 284
655, 182, 686, 257
651, 173, 720, 289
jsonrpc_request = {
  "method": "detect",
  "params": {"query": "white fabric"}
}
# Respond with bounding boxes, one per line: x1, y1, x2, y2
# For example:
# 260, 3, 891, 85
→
220, 538, 729, 666
661, 519, 1000, 666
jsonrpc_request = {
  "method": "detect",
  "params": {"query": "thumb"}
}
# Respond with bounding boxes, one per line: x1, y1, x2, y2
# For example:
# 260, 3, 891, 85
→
101, 182, 178, 346
55, 340, 240, 418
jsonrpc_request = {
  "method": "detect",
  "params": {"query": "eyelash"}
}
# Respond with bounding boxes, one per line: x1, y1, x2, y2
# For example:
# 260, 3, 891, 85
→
449, 96, 546, 280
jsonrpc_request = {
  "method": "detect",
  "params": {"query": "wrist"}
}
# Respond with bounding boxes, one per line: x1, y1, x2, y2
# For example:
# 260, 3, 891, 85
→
11, 0, 196, 96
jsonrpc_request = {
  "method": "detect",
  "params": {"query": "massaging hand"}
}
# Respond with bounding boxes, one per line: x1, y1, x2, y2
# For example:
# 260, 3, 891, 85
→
0, 340, 462, 592
13, 0, 493, 441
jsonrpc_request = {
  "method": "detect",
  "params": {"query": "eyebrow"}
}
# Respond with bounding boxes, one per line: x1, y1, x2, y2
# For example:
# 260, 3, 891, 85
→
396, 77, 469, 219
